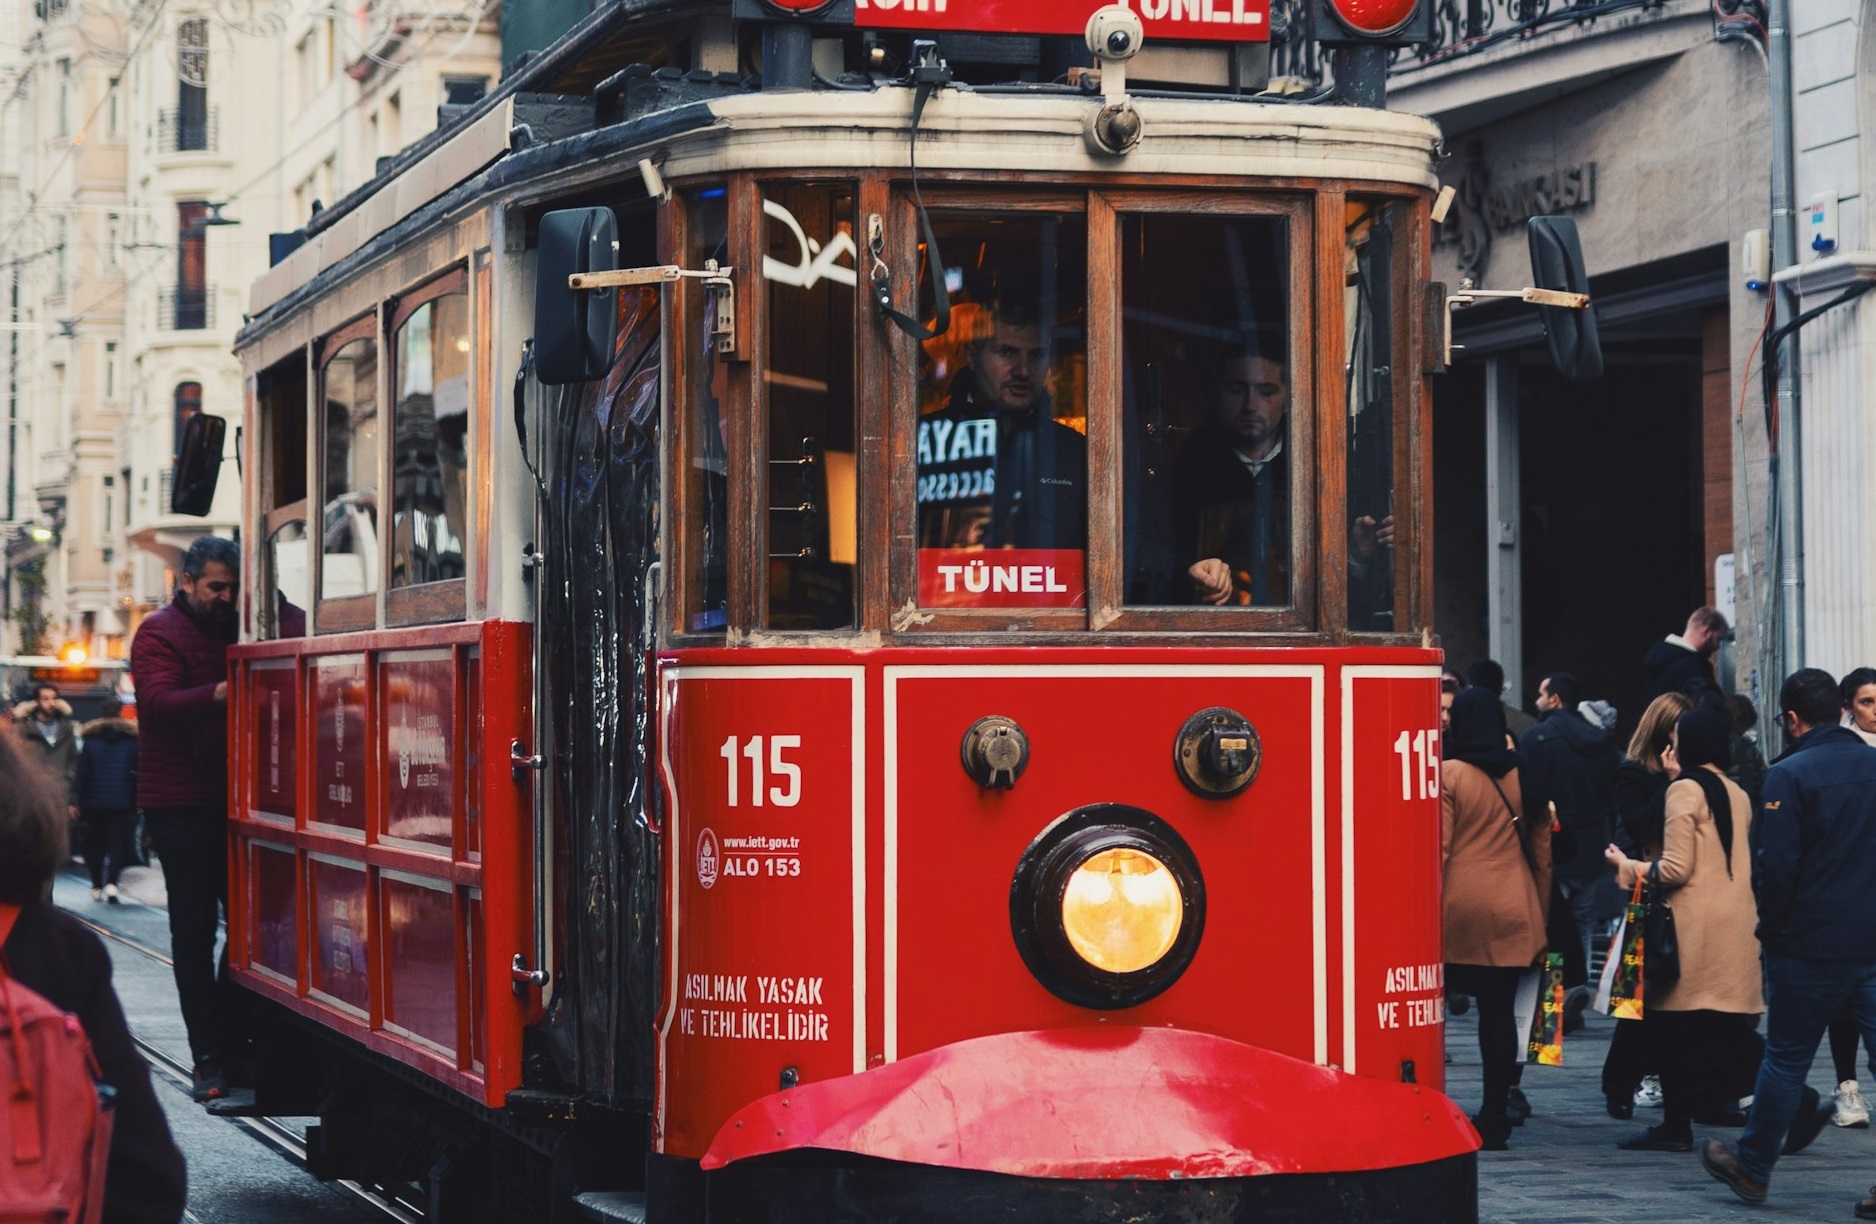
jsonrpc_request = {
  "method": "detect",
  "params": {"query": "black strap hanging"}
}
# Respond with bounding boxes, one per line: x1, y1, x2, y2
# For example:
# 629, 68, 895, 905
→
873, 71, 951, 343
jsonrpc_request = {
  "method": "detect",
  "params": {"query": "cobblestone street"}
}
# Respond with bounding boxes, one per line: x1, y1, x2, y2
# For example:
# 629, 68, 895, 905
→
1449, 1005, 1874, 1223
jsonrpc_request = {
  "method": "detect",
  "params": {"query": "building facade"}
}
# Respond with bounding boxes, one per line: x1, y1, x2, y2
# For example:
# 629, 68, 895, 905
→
0, 0, 501, 664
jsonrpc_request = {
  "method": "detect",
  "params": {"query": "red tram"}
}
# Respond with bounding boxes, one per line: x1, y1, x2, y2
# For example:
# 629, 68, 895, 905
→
186, 1, 1589, 1219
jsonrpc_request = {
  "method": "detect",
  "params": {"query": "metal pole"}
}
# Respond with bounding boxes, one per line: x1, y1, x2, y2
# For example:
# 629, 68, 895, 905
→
1485, 356, 1522, 702
1767, 0, 1802, 709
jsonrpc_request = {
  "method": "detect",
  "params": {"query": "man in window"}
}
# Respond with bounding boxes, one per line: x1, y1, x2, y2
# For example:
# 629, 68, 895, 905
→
1177, 337, 1292, 606
1177, 338, 1394, 613
916, 293, 1086, 552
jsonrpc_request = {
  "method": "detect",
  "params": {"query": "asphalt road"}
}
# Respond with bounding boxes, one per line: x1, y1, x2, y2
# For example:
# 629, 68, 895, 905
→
52, 867, 400, 1224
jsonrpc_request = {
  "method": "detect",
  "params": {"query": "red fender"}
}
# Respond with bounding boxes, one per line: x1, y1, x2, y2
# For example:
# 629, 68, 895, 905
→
702, 1026, 1478, 1179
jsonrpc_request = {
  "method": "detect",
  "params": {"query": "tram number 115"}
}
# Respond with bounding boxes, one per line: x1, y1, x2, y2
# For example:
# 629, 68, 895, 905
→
718, 735, 803, 808
1392, 729, 1440, 802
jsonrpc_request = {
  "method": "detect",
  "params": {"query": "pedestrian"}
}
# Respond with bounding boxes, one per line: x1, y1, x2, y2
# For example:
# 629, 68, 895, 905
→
1640, 606, 1727, 706
1441, 674, 1458, 735
1702, 668, 1876, 1209
1467, 658, 1536, 739
1601, 690, 1694, 1119
14, 682, 80, 794
1440, 687, 1550, 1150
1517, 672, 1621, 1017
129, 534, 238, 1101
74, 697, 138, 903
1725, 692, 1768, 810
0, 722, 187, 1223
1844, 666, 1876, 747
1824, 666, 1876, 1129
1603, 708, 1762, 1151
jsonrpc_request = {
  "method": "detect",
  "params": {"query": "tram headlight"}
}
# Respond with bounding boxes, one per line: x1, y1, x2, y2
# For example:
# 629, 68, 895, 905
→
1061, 847, 1183, 974
1010, 806, 1204, 1010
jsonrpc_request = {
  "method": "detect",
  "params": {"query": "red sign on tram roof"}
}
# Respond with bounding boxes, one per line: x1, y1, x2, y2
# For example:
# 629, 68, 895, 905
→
853, 0, 1271, 43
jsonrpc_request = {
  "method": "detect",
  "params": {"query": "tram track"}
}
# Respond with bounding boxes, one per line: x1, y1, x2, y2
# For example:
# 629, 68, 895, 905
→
65, 898, 427, 1224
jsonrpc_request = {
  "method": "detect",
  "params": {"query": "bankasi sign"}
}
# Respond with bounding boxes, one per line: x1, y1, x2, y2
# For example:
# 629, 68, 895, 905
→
854, 0, 1270, 41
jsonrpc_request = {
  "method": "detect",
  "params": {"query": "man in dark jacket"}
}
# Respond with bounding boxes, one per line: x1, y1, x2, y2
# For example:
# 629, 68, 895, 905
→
129, 534, 238, 1100
75, 697, 138, 902
1703, 668, 1876, 1208
16, 683, 80, 793
1517, 672, 1621, 991
1641, 606, 1727, 706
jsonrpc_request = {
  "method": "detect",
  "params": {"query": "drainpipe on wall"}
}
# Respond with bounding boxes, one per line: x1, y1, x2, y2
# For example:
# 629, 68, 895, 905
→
1766, 0, 1801, 729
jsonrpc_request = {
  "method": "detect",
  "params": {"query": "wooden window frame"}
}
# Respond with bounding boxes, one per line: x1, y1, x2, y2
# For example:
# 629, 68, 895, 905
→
314, 311, 382, 635
1087, 188, 1317, 634
386, 264, 471, 627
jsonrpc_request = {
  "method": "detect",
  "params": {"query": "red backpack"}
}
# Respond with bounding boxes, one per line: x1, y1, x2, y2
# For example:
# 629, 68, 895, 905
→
0, 903, 113, 1224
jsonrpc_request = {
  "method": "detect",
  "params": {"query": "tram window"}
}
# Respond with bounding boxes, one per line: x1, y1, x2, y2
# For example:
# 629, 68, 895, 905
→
320, 330, 380, 604
390, 279, 469, 591
762, 183, 856, 630
263, 518, 310, 638
914, 211, 1087, 610
258, 353, 307, 508
1346, 200, 1403, 632
1116, 212, 1293, 609
680, 188, 730, 634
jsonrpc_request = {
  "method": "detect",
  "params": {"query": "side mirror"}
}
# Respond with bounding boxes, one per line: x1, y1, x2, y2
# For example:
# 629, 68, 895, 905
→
1528, 216, 1603, 382
533, 207, 619, 384
171, 413, 227, 516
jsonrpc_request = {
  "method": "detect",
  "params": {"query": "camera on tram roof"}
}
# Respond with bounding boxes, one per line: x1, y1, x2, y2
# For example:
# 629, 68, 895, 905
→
1084, 5, 1144, 61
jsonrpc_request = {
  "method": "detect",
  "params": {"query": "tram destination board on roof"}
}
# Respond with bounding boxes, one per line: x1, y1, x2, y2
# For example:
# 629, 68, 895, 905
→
145, 0, 1602, 1219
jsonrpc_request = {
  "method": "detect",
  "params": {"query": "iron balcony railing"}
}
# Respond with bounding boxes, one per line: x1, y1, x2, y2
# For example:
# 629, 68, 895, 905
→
157, 106, 219, 154
158, 285, 214, 331
1269, 0, 1722, 86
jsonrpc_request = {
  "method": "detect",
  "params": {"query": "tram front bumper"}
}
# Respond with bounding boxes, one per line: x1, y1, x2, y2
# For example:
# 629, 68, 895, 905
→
701, 1024, 1477, 1180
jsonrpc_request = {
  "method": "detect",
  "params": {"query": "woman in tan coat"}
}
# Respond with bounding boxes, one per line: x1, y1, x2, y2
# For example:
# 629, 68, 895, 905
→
1604, 707, 1764, 1152
1442, 688, 1551, 1150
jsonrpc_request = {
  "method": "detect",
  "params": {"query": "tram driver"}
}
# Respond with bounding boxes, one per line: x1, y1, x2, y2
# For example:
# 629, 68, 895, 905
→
916, 293, 1087, 552
1176, 338, 1393, 610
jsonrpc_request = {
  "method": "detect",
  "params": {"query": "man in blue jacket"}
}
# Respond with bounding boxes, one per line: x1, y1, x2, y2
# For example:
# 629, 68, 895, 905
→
1703, 668, 1876, 1210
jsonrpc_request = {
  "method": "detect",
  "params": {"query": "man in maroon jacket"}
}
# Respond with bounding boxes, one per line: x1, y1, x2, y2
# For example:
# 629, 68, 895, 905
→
130, 534, 238, 1100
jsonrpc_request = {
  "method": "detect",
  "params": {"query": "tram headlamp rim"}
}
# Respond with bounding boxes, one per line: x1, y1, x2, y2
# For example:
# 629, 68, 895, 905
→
1009, 805, 1205, 1012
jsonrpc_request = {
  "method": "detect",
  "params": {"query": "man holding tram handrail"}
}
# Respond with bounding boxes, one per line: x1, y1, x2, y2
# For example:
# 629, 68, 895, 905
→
129, 534, 241, 1103
1178, 338, 1394, 613
916, 293, 1087, 553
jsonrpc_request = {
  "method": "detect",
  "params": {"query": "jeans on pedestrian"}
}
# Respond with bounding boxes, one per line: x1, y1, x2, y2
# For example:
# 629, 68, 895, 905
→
1555, 876, 1600, 981
1736, 952, 1876, 1183
144, 806, 230, 1066
80, 806, 135, 889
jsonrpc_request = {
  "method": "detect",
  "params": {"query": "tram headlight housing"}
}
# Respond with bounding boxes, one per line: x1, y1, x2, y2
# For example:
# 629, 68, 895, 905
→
1010, 806, 1205, 1010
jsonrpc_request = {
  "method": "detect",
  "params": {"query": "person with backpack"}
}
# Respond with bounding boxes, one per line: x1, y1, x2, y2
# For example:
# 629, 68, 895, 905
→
0, 729, 186, 1223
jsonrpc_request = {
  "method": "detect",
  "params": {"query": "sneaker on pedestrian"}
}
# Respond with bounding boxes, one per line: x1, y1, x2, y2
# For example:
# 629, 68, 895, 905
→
1836, 1080, 1871, 1128
1634, 1075, 1663, 1108
1855, 1184, 1876, 1220
1782, 1085, 1830, 1155
89, 887, 102, 902
1701, 1139, 1768, 1205
103, 883, 119, 904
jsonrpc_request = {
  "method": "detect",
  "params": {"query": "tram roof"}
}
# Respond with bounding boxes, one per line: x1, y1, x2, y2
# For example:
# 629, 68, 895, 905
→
239, 7, 1440, 343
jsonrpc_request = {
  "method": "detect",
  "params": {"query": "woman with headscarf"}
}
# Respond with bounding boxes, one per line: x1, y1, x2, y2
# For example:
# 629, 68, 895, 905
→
1442, 687, 1550, 1150
1604, 708, 1763, 1152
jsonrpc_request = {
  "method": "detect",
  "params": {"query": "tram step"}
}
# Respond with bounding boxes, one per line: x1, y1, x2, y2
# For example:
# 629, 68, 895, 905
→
572, 1191, 648, 1223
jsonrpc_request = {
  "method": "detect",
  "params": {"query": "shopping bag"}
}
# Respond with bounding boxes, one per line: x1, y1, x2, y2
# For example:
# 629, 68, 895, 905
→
1512, 967, 1541, 1053
1526, 952, 1565, 1065
1599, 877, 1647, 1020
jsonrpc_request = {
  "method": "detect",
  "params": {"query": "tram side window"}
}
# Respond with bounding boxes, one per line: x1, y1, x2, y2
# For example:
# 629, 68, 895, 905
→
390, 281, 470, 590
762, 183, 856, 630
321, 332, 380, 602
1117, 213, 1293, 609
680, 188, 730, 633
1346, 200, 1402, 632
257, 353, 309, 638
914, 211, 1088, 610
